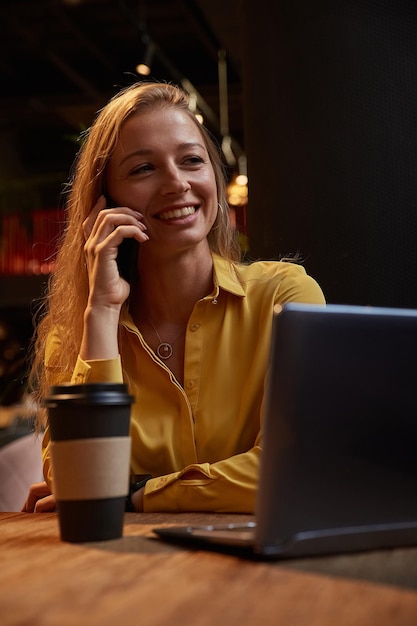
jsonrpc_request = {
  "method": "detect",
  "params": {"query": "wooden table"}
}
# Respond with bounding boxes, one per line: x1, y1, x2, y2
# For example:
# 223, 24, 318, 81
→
1, 512, 417, 626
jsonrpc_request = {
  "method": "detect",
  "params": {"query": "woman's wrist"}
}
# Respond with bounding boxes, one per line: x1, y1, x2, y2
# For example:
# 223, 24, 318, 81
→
80, 305, 121, 360
125, 475, 152, 512
130, 487, 145, 512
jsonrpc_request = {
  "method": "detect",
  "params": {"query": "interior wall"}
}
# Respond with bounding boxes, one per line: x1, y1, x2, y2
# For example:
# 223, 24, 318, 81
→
240, 0, 417, 308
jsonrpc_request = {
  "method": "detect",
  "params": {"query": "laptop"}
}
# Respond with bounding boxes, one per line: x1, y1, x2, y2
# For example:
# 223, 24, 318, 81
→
153, 303, 417, 560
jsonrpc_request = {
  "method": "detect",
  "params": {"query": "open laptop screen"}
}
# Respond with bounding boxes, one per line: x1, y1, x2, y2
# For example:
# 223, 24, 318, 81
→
255, 303, 417, 556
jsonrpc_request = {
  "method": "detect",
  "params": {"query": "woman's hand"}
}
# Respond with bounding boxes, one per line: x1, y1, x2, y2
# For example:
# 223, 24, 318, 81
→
21, 481, 56, 513
79, 196, 148, 360
82, 195, 148, 310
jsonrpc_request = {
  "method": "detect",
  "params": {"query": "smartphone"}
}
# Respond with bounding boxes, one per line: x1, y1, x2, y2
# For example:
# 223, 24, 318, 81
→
105, 196, 139, 283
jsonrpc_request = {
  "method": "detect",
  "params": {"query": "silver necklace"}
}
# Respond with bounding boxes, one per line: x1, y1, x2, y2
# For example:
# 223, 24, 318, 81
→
148, 320, 185, 360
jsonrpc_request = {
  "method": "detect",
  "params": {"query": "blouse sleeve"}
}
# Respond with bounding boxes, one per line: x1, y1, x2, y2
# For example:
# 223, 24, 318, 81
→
142, 435, 262, 513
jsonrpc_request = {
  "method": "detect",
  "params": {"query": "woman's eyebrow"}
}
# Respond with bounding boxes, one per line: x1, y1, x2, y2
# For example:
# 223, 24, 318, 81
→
119, 148, 153, 166
178, 142, 206, 151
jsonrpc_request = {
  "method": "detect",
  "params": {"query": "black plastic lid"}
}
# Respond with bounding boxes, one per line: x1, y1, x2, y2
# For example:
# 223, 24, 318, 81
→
43, 382, 134, 406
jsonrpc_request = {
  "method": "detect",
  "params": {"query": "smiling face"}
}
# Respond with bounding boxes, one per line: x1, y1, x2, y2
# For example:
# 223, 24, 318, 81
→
105, 106, 218, 257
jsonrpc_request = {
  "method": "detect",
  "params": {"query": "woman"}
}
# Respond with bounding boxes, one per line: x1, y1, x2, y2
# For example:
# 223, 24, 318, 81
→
23, 82, 325, 513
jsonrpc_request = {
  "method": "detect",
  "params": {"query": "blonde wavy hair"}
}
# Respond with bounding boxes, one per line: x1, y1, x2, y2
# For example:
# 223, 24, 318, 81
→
28, 81, 240, 422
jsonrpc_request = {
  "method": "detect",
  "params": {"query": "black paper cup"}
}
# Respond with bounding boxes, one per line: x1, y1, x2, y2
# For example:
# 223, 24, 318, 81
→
44, 382, 134, 543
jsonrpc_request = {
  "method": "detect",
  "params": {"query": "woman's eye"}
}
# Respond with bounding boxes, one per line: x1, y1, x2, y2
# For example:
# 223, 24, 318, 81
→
131, 163, 153, 175
185, 156, 205, 165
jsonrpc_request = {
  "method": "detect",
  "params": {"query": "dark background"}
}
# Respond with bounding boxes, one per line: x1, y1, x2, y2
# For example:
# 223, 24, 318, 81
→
241, 0, 417, 310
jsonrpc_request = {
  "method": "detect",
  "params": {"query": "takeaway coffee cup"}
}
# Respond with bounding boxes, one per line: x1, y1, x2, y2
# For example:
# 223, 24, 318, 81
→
44, 382, 134, 543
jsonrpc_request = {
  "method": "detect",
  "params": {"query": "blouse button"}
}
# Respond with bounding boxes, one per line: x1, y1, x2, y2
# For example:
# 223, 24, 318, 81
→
185, 380, 195, 390
190, 323, 200, 332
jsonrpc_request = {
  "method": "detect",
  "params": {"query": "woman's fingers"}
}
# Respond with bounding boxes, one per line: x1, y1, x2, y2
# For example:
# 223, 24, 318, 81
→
21, 481, 54, 512
83, 196, 148, 244
33, 494, 57, 513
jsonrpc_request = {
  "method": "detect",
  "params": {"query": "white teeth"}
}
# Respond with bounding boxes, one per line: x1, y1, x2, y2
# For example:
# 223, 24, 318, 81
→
158, 206, 196, 220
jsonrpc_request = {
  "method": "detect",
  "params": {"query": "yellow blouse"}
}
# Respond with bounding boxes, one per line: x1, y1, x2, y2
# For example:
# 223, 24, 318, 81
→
42, 254, 325, 512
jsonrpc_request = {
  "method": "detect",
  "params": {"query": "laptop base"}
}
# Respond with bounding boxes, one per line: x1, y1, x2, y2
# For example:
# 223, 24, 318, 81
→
153, 520, 417, 561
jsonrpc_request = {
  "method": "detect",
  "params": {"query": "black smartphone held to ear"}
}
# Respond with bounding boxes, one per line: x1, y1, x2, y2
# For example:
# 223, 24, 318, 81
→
105, 196, 139, 284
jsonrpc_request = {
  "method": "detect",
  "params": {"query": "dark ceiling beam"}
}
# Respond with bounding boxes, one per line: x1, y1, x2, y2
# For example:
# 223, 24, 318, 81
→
179, 0, 221, 62
51, 3, 118, 73
1, 8, 104, 104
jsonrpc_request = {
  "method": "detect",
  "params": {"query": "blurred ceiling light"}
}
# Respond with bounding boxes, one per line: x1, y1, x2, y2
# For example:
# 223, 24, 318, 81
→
187, 92, 204, 123
136, 39, 155, 76
238, 154, 247, 177
136, 63, 151, 76
188, 92, 198, 112
227, 176, 248, 207
236, 174, 248, 186
221, 134, 236, 167
218, 49, 237, 166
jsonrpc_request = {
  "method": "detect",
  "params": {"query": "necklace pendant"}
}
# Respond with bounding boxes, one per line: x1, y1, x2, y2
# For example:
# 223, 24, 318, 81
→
157, 342, 173, 360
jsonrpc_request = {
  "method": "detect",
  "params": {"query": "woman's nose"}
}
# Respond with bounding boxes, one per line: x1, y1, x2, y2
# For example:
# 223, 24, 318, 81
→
160, 167, 191, 194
